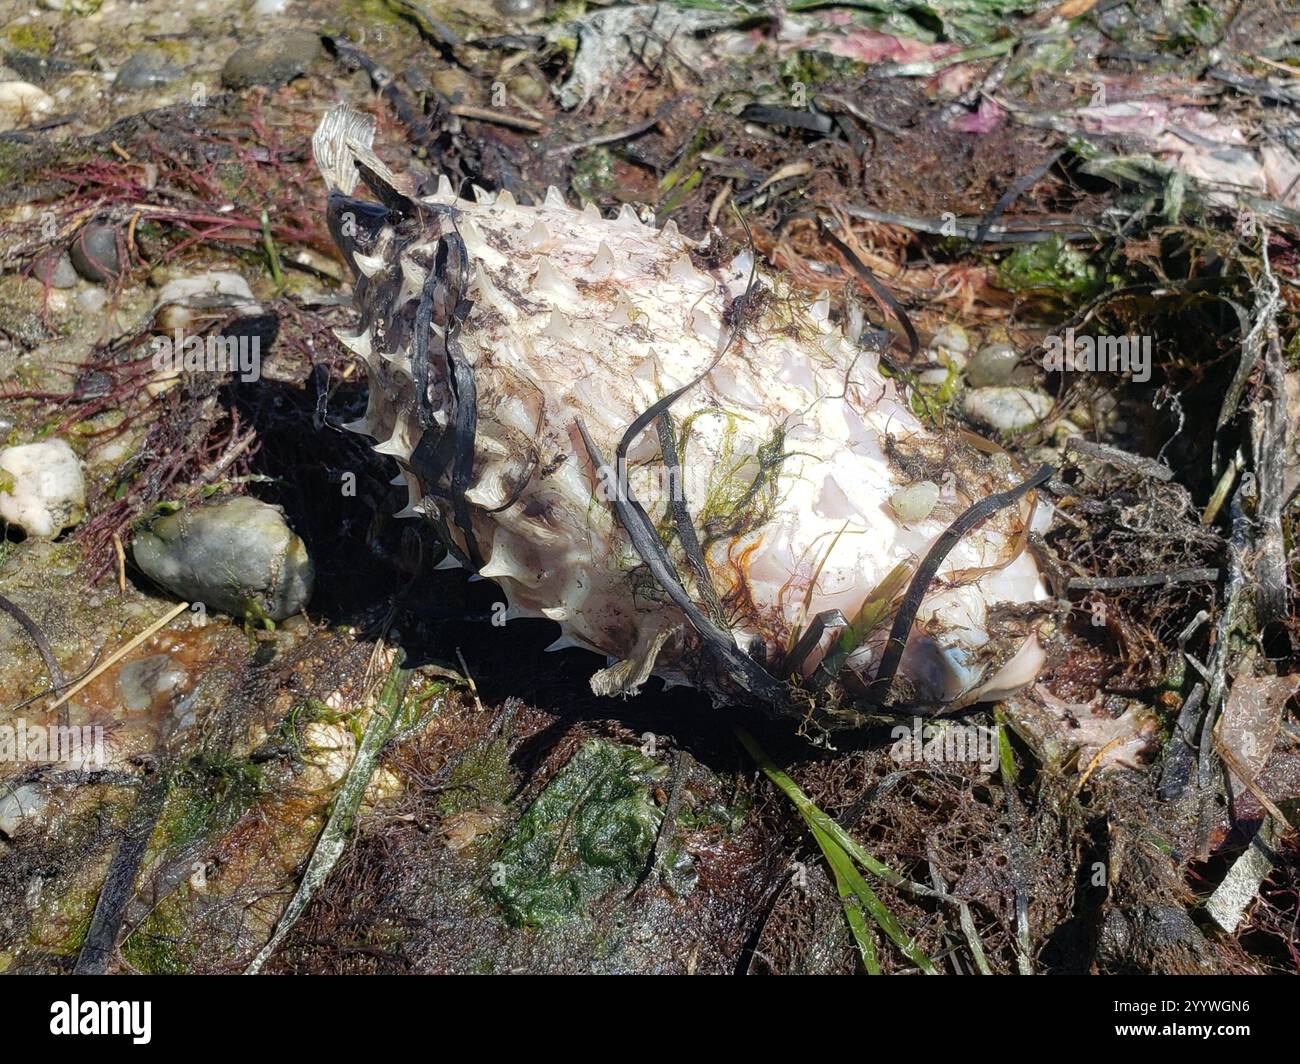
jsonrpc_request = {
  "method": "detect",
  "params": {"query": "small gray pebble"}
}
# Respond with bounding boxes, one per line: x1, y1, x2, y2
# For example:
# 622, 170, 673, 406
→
495, 0, 541, 16
114, 52, 183, 92
33, 250, 79, 288
961, 386, 1054, 433
118, 654, 189, 711
5, 51, 81, 84
965, 341, 1020, 388
133, 495, 314, 622
221, 29, 321, 89
69, 224, 122, 284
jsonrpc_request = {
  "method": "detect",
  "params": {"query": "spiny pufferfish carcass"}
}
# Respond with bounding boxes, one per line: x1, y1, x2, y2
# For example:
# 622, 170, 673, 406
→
312, 104, 1051, 727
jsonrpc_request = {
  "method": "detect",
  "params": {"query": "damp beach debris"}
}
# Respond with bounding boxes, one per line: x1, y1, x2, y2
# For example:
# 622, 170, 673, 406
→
0, 0, 1298, 975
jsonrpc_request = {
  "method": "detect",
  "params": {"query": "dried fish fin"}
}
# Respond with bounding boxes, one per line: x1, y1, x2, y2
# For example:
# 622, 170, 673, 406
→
589, 628, 674, 698
312, 103, 377, 194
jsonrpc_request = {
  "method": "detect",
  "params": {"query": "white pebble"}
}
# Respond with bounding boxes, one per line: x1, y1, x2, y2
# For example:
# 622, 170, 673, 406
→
0, 785, 47, 837
889, 480, 941, 522
78, 287, 109, 314
930, 323, 970, 355
0, 81, 55, 133
0, 439, 86, 538
961, 387, 1054, 433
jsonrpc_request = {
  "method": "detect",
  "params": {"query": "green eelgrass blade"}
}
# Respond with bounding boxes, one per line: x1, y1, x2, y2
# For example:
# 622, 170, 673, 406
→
816, 561, 912, 680
813, 821, 881, 973
245, 656, 411, 974
737, 726, 894, 880
994, 709, 1020, 787
736, 727, 938, 974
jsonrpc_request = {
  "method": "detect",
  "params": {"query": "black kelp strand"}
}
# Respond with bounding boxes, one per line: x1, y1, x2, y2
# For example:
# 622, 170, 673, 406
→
437, 230, 484, 570
782, 608, 848, 679
406, 227, 483, 568
0, 592, 66, 694
576, 418, 795, 713
411, 251, 441, 431
655, 414, 725, 626
819, 220, 920, 360
865, 464, 1053, 711
614, 209, 759, 465
606, 213, 761, 641
445, 336, 483, 569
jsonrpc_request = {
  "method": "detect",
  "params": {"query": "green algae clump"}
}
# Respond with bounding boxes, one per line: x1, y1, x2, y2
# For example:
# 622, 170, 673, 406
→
489, 740, 665, 927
